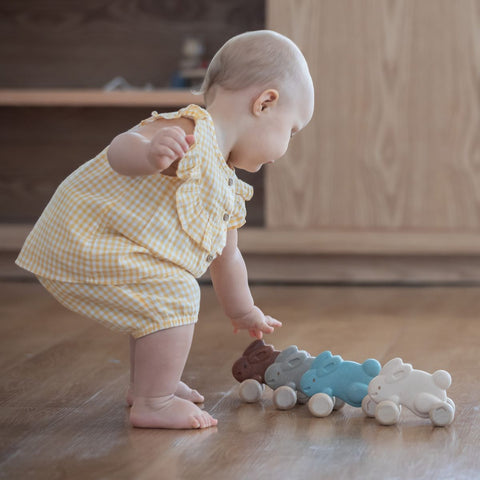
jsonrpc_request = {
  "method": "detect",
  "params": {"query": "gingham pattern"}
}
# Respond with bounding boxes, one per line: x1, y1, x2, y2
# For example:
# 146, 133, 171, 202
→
38, 272, 200, 338
16, 104, 253, 284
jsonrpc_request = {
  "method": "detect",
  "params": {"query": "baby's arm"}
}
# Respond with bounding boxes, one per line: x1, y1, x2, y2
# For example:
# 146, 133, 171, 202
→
107, 117, 195, 176
210, 229, 282, 338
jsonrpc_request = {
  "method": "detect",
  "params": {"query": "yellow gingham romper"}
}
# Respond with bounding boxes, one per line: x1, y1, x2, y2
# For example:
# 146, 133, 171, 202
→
16, 104, 253, 338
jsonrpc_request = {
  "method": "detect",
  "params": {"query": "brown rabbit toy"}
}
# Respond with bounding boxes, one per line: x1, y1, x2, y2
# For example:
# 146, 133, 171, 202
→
232, 339, 280, 402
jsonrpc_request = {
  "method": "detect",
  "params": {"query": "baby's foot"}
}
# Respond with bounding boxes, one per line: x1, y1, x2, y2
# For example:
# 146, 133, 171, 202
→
126, 381, 204, 406
130, 395, 217, 429
175, 381, 205, 403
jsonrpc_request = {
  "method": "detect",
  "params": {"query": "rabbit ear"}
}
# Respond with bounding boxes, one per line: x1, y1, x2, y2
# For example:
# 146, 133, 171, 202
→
312, 351, 332, 368
382, 358, 403, 373
286, 350, 308, 364
287, 356, 302, 369
277, 346, 299, 362
312, 351, 342, 376
319, 355, 342, 375
385, 362, 412, 384
251, 348, 272, 363
243, 339, 265, 356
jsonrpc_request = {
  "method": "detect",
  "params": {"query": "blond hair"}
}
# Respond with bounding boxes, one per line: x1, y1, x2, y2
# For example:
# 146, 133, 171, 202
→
197, 30, 309, 105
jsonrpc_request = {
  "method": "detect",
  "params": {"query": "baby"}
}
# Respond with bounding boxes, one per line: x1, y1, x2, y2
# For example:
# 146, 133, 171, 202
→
16, 30, 314, 430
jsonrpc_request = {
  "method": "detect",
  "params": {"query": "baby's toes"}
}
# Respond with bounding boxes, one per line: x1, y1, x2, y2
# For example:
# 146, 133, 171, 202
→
203, 411, 218, 428
193, 413, 208, 429
190, 415, 201, 429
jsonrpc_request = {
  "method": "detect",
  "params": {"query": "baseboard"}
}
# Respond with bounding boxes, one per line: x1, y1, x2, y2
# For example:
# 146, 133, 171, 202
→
236, 253, 480, 284
4, 224, 480, 284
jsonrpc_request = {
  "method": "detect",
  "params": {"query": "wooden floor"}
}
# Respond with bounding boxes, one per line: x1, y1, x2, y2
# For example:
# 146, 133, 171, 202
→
1, 281, 479, 479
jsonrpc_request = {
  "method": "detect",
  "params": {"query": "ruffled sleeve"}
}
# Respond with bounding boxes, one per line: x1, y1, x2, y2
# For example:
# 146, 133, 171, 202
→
228, 178, 254, 230
171, 105, 222, 252
175, 148, 217, 251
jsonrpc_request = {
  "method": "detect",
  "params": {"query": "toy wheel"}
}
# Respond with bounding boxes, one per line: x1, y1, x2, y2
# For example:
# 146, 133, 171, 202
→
273, 386, 297, 410
239, 379, 263, 403
375, 400, 401, 425
333, 397, 345, 410
430, 402, 455, 427
361, 395, 376, 417
308, 393, 334, 417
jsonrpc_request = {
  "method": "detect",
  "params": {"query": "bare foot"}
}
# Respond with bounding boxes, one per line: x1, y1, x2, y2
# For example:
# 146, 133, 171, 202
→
130, 395, 217, 429
126, 381, 204, 406
175, 382, 205, 403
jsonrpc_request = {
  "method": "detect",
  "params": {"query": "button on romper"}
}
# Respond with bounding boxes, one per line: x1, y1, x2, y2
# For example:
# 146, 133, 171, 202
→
16, 105, 253, 338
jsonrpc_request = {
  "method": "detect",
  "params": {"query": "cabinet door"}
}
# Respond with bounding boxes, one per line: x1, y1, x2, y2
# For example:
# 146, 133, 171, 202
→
266, 0, 480, 232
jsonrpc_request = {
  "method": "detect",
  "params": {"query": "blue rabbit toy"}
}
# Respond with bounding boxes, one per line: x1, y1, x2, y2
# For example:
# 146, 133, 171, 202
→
300, 351, 381, 417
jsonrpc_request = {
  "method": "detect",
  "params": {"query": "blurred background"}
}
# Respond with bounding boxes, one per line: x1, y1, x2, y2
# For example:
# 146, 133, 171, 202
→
2, 0, 480, 284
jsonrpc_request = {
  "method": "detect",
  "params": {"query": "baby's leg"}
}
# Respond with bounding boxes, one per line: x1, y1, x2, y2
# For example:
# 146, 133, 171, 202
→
129, 324, 217, 429
127, 335, 204, 406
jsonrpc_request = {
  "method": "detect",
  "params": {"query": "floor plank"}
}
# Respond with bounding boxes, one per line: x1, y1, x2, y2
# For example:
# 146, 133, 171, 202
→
0, 282, 479, 479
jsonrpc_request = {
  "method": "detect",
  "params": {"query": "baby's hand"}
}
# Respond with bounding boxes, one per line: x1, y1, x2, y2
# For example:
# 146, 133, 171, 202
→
147, 126, 195, 171
230, 306, 282, 339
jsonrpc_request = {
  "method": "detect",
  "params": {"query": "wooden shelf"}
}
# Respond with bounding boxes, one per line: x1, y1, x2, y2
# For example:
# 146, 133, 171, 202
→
4, 224, 480, 256
0, 89, 203, 107
238, 228, 480, 256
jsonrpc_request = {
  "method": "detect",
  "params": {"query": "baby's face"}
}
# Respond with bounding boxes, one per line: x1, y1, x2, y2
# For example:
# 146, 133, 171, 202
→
230, 85, 314, 172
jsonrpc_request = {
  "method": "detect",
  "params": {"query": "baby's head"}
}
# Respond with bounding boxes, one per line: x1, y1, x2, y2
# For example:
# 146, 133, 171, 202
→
199, 30, 314, 172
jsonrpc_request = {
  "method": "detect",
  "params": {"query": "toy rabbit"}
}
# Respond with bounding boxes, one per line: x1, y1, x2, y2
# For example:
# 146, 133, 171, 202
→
264, 346, 315, 409
300, 351, 381, 417
232, 339, 280, 403
362, 358, 455, 426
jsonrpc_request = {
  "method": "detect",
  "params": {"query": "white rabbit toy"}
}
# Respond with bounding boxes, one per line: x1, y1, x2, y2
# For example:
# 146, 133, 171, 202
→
362, 358, 455, 426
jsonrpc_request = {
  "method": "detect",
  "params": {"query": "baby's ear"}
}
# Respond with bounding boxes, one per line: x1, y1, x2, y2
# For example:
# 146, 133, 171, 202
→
253, 89, 280, 115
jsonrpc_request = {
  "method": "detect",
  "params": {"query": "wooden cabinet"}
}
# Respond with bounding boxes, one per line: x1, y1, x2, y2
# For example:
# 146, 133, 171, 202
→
240, 0, 480, 282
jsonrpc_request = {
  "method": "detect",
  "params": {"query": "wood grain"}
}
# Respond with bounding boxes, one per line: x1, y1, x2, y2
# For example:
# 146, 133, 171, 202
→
266, 0, 480, 231
0, 282, 479, 479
